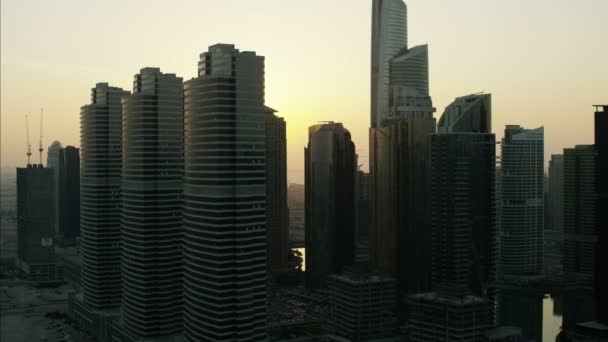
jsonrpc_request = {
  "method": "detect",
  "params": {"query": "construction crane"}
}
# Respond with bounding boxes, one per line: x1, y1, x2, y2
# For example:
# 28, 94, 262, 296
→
25, 114, 32, 165
38, 108, 44, 166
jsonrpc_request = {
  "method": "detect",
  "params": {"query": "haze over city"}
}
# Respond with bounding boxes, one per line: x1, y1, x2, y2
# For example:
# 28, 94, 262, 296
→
2, 0, 607, 182
1, 1, 608, 341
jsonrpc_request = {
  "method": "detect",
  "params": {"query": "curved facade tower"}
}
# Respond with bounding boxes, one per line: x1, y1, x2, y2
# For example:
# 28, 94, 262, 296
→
389, 45, 429, 100
183, 44, 267, 341
437, 93, 491, 134
120, 68, 184, 337
371, 0, 407, 128
80, 83, 130, 309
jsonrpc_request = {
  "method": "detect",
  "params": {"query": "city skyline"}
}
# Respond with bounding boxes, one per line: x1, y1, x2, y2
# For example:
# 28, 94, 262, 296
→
2, 0, 607, 183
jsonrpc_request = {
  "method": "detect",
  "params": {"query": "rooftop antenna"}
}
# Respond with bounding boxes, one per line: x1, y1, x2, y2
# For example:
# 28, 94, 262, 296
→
25, 115, 32, 165
38, 108, 44, 166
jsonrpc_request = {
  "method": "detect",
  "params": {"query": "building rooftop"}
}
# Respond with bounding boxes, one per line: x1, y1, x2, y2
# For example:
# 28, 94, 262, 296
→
409, 292, 489, 306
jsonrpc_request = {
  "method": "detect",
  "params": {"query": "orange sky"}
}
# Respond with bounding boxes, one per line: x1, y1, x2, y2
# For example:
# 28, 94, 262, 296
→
2, 0, 607, 183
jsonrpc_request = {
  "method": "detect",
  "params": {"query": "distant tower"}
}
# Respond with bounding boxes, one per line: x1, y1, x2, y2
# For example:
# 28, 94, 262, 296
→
371, 0, 407, 128
80, 83, 130, 309
563, 145, 596, 279
369, 96, 436, 296
499, 125, 544, 277
16, 164, 61, 284
47, 140, 62, 234
305, 122, 357, 290
429, 124, 496, 295
57, 146, 80, 244
547, 154, 565, 233
182, 44, 268, 341
546, 154, 564, 275
119, 68, 184, 338
265, 107, 290, 276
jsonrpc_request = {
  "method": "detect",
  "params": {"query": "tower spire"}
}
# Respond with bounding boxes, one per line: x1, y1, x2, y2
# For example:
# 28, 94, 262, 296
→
25, 114, 32, 165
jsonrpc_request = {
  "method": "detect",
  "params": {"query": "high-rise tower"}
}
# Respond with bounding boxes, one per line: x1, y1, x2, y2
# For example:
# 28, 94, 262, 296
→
371, 0, 408, 128
499, 125, 544, 277
47, 140, 62, 234
265, 107, 289, 276
120, 68, 184, 338
594, 105, 608, 324
17, 164, 61, 284
563, 145, 596, 279
182, 44, 268, 341
80, 83, 130, 309
305, 122, 356, 290
57, 146, 80, 244
429, 94, 495, 296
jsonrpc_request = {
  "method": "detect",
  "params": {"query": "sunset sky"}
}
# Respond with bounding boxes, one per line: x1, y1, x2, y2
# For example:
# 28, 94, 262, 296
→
2, 0, 607, 183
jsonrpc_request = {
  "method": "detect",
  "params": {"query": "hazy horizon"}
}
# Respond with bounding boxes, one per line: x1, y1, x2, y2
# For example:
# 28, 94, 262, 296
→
2, 0, 607, 183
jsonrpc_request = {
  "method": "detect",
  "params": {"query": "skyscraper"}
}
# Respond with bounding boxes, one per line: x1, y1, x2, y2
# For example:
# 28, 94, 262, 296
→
371, 0, 407, 128
182, 44, 268, 341
406, 94, 496, 341
47, 140, 62, 234
265, 107, 289, 276
305, 122, 356, 289
546, 154, 564, 275
594, 105, 608, 325
80, 83, 130, 310
563, 145, 596, 279
499, 125, 544, 277
547, 155, 564, 233
16, 164, 61, 283
369, 0, 436, 301
355, 170, 371, 264
57, 146, 80, 244
429, 133, 496, 296
369, 110, 436, 294
119, 68, 184, 338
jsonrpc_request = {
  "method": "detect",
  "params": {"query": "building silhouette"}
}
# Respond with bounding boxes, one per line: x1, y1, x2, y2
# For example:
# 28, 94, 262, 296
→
545, 154, 564, 275
79, 83, 130, 310
369, 110, 436, 296
563, 145, 596, 279
429, 134, 496, 296
355, 170, 371, 265
47, 140, 62, 234
371, 0, 407, 128
16, 164, 61, 283
547, 154, 564, 233
57, 146, 80, 244
305, 122, 356, 290
369, 0, 436, 302
594, 105, 608, 325
119, 68, 184, 338
499, 125, 544, 277
182, 44, 268, 341
406, 94, 496, 341
430, 93, 495, 296
265, 107, 289, 276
